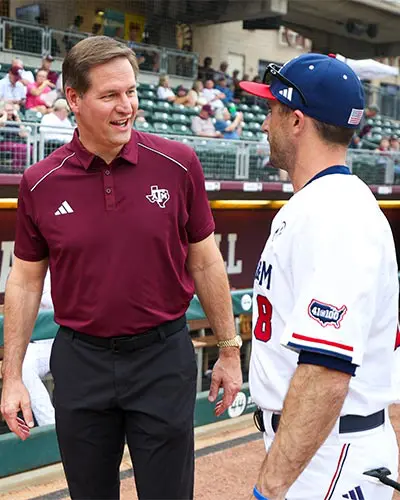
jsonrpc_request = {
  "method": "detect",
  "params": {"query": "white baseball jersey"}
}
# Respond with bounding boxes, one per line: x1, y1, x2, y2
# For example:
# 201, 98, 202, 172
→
250, 169, 399, 416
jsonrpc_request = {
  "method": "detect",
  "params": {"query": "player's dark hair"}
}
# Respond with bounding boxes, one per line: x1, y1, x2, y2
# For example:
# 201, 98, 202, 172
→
62, 36, 139, 95
277, 102, 354, 146
311, 119, 355, 147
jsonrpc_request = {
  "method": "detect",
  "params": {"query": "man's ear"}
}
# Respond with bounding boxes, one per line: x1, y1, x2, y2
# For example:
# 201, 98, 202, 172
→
65, 87, 80, 115
292, 109, 306, 136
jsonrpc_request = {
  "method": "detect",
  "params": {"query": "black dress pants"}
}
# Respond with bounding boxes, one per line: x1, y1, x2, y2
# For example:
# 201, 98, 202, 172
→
50, 323, 197, 500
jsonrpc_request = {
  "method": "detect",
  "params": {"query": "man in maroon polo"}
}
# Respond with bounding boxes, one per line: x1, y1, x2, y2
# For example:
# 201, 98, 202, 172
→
0, 36, 242, 500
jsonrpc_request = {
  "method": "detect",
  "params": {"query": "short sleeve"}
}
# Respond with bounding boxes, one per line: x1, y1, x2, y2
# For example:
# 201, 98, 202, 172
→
280, 208, 381, 367
14, 176, 49, 262
186, 150, 215, 243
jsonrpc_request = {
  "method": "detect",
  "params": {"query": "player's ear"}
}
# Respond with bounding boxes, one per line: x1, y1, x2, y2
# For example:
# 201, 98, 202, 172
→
65, 86, 81, 115
292, 109, 305, 136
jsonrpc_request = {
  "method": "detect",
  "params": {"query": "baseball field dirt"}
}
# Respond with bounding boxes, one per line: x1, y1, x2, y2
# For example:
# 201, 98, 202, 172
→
0, 407, 399, 499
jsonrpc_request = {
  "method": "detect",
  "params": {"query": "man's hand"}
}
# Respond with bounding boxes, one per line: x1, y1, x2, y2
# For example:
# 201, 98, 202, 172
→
0, 379, 34, 440
208, 348, 242, 416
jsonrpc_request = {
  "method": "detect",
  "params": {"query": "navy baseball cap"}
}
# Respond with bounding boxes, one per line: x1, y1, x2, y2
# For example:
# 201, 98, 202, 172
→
240, 53, 365, 129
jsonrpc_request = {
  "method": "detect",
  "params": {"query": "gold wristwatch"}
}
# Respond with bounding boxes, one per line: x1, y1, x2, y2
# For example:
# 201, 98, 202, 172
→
217, 335, 243, 349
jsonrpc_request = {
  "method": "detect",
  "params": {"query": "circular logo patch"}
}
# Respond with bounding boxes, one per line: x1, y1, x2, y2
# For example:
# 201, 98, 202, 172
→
227, 392, 247, 418
241, 294, 252, 311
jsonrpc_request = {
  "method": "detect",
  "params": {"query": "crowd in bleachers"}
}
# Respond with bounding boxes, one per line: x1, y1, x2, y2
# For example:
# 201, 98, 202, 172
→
135, 56, 268, 142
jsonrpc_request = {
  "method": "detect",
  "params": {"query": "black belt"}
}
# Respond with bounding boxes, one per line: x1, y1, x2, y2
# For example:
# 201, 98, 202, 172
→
271, 409, 385, 434
61, 315, 186, 353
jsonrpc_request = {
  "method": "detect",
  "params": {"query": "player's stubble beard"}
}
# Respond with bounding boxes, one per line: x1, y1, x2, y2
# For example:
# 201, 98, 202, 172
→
269, 132, 296, 174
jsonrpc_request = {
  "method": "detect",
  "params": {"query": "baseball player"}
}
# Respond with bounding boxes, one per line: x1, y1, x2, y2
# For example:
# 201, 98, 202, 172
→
240, 54, 399, 499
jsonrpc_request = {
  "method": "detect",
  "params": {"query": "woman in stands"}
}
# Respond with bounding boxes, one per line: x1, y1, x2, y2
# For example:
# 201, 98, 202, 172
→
25, 69, 55, 114
0, 102, 29, 171
156, 74, 192, 105
187, 80, 207, 107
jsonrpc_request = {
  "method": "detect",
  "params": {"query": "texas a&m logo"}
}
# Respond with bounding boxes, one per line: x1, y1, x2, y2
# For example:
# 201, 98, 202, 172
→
146, 185, 170, 208
308, 299, 347, 329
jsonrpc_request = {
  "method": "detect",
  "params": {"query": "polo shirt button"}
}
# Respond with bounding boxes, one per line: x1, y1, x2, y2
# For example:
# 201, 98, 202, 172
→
106, 188, 112, 194
104, 170, 111, 175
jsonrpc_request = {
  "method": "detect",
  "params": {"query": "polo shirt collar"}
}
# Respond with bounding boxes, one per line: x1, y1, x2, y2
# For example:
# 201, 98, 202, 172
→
68, 128, 139, 170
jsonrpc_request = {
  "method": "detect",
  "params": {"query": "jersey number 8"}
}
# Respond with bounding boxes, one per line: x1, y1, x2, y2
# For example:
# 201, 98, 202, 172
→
254, 294, 273, 342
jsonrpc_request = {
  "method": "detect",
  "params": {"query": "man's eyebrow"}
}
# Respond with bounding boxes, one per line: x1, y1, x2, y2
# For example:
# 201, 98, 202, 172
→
99, 85, 137, 94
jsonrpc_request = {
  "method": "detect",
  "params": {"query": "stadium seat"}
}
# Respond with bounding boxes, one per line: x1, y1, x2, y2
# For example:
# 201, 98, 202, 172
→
244, 112, 256, 122
140, 90, 156, 99
170, 113, 191, 126
256, 113, 267, 123
248, 122, 261, 132
24, 110, 42, 123
139, 99, 156, 112
251, 105, 262, 113
153, 122, 172, 134
135, 121, 155, 133
237, 103, 250, 112
154, 101, 172, 112
171, 124, 193, 135
240, 130, 257, 141
138, 83, 155, 91
153, 111, 172, 124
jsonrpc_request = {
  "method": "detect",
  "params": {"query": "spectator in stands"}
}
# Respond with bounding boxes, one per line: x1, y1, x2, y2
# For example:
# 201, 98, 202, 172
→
390, 136, 399, 152
349, 134, 362, 149
157, 74, 178, 102
191, 104, 222, 138
40, 98, 74, 143
215, 77, 234, 106
25, 69, 54, 114
0, 67, 26, 107
214, 107, 243, 139
375, 137, 390, 152
214, 61, 232, 86
22, 271, 55, 427
198, 56, 215, 82
0, 102, 29, 170
187, 80, 207, 107
359, 105, 379, 138
233, 70, 242, 100
38, 55, 58, 86
11, 58, 34, 85
203, 79, 225, 110
252, 75, 262, 83
157, 75, 192, 105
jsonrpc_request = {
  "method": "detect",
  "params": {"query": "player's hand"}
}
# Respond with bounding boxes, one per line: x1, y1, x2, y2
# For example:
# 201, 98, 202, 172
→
208, 347, 242, 416
0, 379, 34, 440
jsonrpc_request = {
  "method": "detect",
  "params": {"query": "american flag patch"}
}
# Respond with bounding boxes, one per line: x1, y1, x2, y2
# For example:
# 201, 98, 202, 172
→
347, 108, 364, 125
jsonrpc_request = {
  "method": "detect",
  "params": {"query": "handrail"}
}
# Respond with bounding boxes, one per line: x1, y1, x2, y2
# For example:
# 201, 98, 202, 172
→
0, 17, 199, 79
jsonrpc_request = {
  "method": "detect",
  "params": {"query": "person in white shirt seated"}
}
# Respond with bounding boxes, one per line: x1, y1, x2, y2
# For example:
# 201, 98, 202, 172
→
0, 67, 27, 107
156, 75, 192, 105
40, 98, 74, 143
202, 79, 225, 110
22, 270, 55, 427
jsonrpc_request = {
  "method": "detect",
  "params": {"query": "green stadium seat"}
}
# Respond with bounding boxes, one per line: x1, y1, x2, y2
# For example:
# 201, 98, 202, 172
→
371, 127, 382, 134
240, 130, 257, 141
140, 90, 156, 99
138, 83, 155, 91
154, 101, 172, 112
237, 103, 249, 112
139, 99, 155, 112
135, 121, 155, 133
171, 124, 193, 135
153, 111, 171, 124
24, 110, 42, 123
256, 113, 267, 123
244, 112, 256, 122
248, 122, 261, 132
153, 122, 172, 134
170, 113, 191, 126
251, 105, 262, 113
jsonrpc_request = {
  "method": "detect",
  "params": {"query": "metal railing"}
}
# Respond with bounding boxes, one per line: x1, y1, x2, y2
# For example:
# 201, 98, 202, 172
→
0, 17, 199, 80
0, 123, 399, 188
363, 83, 400, 122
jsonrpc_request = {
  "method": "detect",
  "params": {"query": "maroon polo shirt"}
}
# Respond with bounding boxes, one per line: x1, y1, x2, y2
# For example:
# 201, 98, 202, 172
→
15, 129, 215, 336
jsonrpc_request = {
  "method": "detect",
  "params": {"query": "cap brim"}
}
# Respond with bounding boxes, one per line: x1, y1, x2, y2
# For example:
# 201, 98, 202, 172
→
239, 81, 276, 100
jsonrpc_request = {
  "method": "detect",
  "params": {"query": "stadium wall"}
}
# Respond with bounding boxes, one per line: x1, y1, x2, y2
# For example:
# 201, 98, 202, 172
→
192, 21, 310, 79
